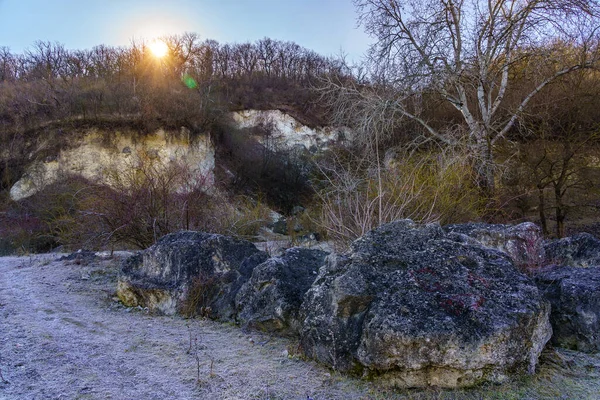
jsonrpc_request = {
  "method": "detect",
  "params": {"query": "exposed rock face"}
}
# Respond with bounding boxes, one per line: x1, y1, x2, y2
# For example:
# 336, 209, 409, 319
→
231, 109, 349, 152
117, 232, 267, 317
300, 220, 552, 388
10, 128, 214, 201
544, 233, 600, 268
444, 222, 544, 272
535, 266, 600, 352
235, 248, 328, 336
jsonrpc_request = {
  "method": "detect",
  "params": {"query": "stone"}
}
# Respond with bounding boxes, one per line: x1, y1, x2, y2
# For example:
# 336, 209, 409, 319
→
444, 222, 545, 272
300, 220, 551, 388
291, 206, 305, 215
535, 266, 600, 352
272, 218, 288, 235
236, 248, 328, 336
58, 249, 97, 262
230, 109, 346, 152
117, 231, 268, 317
544, 233, 600, 268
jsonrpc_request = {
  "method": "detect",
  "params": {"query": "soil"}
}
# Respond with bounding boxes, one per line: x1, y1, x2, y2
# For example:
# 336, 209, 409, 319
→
1, 253, 600, 400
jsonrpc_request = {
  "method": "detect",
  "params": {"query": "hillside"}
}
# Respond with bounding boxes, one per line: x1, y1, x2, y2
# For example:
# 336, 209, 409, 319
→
2, 33, 600, 254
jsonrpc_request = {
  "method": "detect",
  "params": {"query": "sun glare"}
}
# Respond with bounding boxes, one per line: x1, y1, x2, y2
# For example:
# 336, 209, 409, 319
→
149, 40, 169, 58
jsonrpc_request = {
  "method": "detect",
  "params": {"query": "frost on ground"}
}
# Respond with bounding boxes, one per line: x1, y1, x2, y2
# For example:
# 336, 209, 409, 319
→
0, 254, 371, 400
1, 254, 600, 400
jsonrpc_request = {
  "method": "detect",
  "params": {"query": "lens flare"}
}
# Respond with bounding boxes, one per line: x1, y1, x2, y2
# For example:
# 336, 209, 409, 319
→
148, 40, 168, 58
182, 74, 198, 89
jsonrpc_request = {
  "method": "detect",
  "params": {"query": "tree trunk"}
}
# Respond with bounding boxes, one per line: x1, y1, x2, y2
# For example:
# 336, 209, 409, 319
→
555, 187, 566, 238
473, 137, 496, 205
538, 187, 549, 236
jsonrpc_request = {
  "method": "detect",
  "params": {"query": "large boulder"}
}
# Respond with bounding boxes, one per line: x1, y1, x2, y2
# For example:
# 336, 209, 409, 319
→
300, 220, 551, 388
117, 231, 268, 317
235, 248, 328, 336
535, 266, 600, 353
544, 233, 600, 268
444, 222, 544, 272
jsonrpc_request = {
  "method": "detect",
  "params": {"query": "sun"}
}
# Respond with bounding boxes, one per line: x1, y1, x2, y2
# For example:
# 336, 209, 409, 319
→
148, 40, 169, 58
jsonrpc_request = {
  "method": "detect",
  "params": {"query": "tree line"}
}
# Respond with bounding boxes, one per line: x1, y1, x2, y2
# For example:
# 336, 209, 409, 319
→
0, 33, 347, 133
0, 33, 344, 83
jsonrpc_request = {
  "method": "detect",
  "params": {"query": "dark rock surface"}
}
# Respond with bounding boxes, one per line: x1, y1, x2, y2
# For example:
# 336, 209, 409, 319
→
544, 233, 600, 268
58, 249, 98, 262
272, 218, 288, 235
444, 222, 544, 272
236, 248, 328, 336
300, 220, 551, 388
535, 266, 600, 353
117, 231, 268, 317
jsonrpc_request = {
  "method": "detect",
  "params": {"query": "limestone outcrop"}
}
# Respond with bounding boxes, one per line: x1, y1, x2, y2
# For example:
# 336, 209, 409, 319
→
444, 222, 544, 272
231, 109, 349, 152
536, 266, 600, 352
300, 220, 552, 387
117, 231, 267, 317
235, 247, 328, 336
10, 128, 214, 201
544, 233, 600, 268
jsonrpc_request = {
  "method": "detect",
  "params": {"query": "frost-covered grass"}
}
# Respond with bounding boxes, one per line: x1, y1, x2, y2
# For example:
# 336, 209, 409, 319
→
1, 254, 598, 399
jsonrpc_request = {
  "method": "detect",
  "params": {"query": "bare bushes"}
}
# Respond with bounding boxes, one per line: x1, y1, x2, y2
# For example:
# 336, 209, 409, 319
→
221, 196, 273, 240
180, 273, 220, 318
315, 147, 481, 248
0, 210, 50, 255
3, 148, 279, 252
0, 175, 93, 254
77, 150, 219, 249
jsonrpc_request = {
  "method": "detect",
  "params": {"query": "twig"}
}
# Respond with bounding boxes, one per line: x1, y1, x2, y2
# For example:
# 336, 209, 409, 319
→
186, 323, 193, 354
195, 342, 201, 382
0, 359, 8, 384
208, 355, 215, 377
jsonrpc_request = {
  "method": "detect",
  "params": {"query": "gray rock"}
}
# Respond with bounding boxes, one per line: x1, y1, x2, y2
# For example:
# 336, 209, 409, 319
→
236, 248, 328, 336
544, 233, 600, 268
300, 220, 551, 388
272, 218, 288, 235
535, 266, 600, 352
117, 231, 268, 317
291, 205, 305, 215
58, 249, 97, 263
444, 222, 544, 272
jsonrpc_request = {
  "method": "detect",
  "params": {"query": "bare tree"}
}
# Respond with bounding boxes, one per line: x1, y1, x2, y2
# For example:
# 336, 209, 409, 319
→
0, 47, 17, 82
334, 0, 600, 198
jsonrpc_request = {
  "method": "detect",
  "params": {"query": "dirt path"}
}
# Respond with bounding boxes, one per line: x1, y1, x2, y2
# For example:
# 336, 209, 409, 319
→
1, 254, 600, 400
0, 254, 372, 400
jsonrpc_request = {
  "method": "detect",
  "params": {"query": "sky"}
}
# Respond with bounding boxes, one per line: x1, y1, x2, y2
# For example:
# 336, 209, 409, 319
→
0, 0, 372, 62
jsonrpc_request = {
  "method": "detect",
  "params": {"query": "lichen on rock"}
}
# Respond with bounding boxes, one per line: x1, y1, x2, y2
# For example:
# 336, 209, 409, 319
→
300, 220, 552, 388
236, 247, 328, 336
117, 231, 268, 318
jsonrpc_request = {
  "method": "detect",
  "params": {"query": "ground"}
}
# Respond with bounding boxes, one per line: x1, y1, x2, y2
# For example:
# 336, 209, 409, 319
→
1, 254, 599, 399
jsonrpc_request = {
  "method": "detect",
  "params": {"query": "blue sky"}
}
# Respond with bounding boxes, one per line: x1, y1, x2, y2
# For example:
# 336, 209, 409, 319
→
0, 0, 371, 62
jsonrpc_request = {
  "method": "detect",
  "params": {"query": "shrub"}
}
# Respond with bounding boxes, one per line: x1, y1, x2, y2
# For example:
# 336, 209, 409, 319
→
0, 175, 93, 254
180, 273, 220, 318
221, 195, 273, 240
314, 147, 481, 248
79, 149, 217, 249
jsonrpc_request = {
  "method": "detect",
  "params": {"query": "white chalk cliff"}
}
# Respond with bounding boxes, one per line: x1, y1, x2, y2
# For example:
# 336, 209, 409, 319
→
10, 110, 347, 201
10, 128, 214, 201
